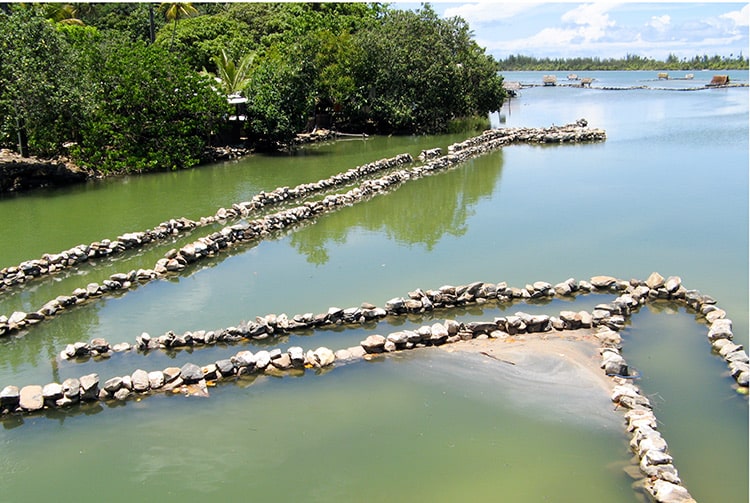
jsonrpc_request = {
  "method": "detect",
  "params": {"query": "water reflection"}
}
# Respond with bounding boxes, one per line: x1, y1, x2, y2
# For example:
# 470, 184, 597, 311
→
290, 152, 504, 264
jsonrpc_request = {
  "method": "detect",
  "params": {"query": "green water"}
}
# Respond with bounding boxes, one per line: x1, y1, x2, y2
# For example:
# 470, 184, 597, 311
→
1, 71, 748, 502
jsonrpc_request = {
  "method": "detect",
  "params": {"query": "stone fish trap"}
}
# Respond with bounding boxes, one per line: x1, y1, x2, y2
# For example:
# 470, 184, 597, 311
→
1, 123, 742, 503
2, 273, 747, 503
0, 121, 605, 336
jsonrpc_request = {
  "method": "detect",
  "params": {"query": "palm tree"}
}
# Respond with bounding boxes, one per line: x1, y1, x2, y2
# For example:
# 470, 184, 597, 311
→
160, 2, 198, 51
45, 4, 85, 26
205, 50, 255, 96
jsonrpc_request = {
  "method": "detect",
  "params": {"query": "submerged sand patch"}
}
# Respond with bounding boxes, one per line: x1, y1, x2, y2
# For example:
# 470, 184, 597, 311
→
409, 330, 622, 430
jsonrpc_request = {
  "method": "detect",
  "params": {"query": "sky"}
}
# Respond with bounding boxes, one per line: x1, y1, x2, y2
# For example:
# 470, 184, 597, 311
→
394, 2, 750, 60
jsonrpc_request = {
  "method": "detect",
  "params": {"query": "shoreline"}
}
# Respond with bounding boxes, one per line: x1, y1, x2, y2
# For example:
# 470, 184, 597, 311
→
0, 129, 343, 195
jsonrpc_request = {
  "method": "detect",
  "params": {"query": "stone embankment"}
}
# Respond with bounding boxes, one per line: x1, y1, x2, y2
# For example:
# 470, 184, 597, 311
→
0, 149, 89, 192
4, 272, 742, 503
0, 122, 605, 335
45, 273, 747, 393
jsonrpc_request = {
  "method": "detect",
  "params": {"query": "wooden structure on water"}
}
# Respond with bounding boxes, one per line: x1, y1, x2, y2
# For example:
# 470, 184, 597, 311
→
503, 81, 521, 97
657, 72, 669, 80
707, 75, 730, 87
580, 77, 593, 88
542, 75, 557, 86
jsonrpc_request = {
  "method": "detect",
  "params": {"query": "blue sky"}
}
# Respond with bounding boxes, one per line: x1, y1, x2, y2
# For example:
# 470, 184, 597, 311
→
394, 2, 749, 60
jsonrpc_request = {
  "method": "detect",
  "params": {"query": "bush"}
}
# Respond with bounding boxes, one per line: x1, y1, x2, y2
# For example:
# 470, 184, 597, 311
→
72, 39, 228, 173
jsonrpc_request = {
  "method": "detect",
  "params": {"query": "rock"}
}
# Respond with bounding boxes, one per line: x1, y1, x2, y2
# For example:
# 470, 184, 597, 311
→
444, 319, 460, 336
148, 371, 165, 389
254, 351, 271, 369
595, 327, 622, 346
646, 272, 665, 289
112, 342, 131, 352
601, 351, 628, 376
79, 373, 99, 401
19, 385, 44, 411
180, 363, 203, 383
201, 364, 218, 381
636, 432, 668, 458
705, 309, 726, 323
641, 449, 673, 468
664, 276, 681, 293
626, 410, 658, 431
717, 342, 743, 358
271, 353, 292, 370
707, 319, 733, 341
387, 331, 410, 345
103, 377, 123, 393
307, 347, 336, 367
131, 369, 150, 392
232, 351, 256, 369
553, 279, 574, 296
736, 371, 749, 387
342, 346, 366, 360
384, 297, 405, 313
590, 275, 617, 288
42, 382, 63, 405
1, 385, 20, 409
383, 340, 397, 352
62, 378, 80, 399
361, 334, 386, 353
215, 359, 235, 376
9, 311, 27, 326
430, 323, 449, 344
89, 337, 110, 353
163, 367, 181, 383
288, 346, 305, 367
121, 375, 132, 390
650, 480, 695, 503
113, 388, 131, 401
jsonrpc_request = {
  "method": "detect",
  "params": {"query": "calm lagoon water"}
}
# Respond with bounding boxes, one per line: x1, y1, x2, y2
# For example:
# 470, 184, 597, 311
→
1, 70, 747, 502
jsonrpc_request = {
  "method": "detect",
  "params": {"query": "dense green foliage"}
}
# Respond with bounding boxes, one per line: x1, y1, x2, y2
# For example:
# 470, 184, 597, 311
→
352, 6, 504, 133
71, 39, 227, 172
0, 10, 83, 156
498, 53, 749, 71
0, 3, 506, 170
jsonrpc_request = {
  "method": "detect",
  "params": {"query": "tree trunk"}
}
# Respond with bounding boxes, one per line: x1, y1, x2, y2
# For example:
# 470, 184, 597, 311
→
16, 116, 29, 158
149, 5, 155, 44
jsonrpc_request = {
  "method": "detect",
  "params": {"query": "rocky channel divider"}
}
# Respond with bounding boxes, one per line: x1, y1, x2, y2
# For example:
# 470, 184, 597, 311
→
2, 272, 744, 503
0, 122, 606, 337
0, 153, 414, 294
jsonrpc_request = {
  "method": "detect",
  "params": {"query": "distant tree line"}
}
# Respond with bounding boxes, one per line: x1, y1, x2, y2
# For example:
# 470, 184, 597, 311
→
0, 3, 505, 174
498, 53, 749, 71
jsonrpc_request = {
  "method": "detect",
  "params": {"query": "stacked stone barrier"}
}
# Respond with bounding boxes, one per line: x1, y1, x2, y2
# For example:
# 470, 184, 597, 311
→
4, 273, 746, 395
0, 122, 606, 337
3, 272, 746, 503
0, 153, 414, 293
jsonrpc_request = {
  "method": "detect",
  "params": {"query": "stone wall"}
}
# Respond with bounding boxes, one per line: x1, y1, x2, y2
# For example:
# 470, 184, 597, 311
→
1, 122, 604, 336
0, 150, 88, 192
3, 273, 747, 503
7, 124, 743, 503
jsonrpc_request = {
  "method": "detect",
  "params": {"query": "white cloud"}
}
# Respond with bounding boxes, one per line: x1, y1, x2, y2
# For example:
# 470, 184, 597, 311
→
442, 2, 541, 24
450, 2, 749, 60
647, 15, 671, 32
560, 3, 618, 42
720, 4, 749, 28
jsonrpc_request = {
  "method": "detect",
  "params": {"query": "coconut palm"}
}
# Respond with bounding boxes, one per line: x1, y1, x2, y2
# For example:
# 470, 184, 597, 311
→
206, 50, 255, 96
45, 4, 85, 26
160, 2, 198, 51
